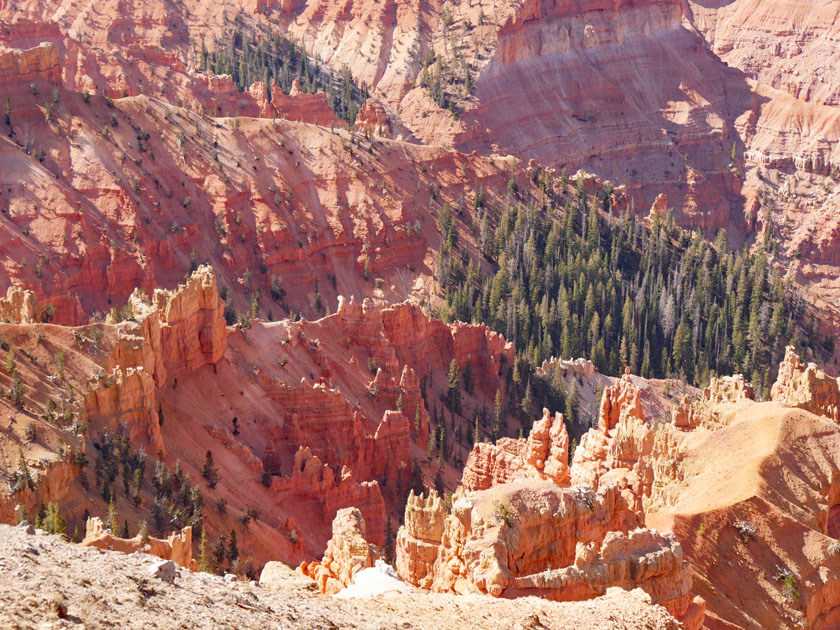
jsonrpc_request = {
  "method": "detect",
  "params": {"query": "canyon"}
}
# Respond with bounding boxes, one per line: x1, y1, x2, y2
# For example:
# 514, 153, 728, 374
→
0, 265, 516, 567
2, 0, 840, 328
296, 345, 840, 629
1, 0, 840, 627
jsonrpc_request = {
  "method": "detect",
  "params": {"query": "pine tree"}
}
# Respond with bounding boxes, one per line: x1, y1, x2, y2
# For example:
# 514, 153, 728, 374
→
132, 468, 142, 506
213, 537, 226, 569
434, 468, 445, 497
384, 517, 395, 564
43, 502, 66, 535
138, 520, 150, 543
426, 425, 437, 459
199, 527, 211, 572
108, 497, 119, 534
463, 360, 474, 394
565, 382, 579, 426
203, 450, 219, 489
15, 446, 33, 492
521, 379, 534, 420
228, 529, 239, 561
121, 519, 130, 539
493, 390, 503, 440
447, 359, 461, 414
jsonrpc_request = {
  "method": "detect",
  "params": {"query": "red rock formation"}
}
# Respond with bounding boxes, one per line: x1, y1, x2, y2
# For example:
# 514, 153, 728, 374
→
355, 99, 392, 138
395, 482, 701, 626
298, 507, 382, 594
0, 285, 39, 323
0, 51, 530, 326
0, 43, 61, 86
124, 265, 227, 386
266, 79, 340, 126
771, 346, 840, 421
647, 401, 840, 629
571, 371, 652, 509
270, 446, 387, 546
5, 265, 513, 566
703, 374, 755, 406
599, 368, 645, 432
4, 0, 840, 334
670, 395, 706, 431
462, 408, 569, 491
670, 374, 755, 431
203, 424, 265, 473
81, 517, 194, 569
648, 193, 668, 220
84, 366, 163, 454
190, 72, 261, 118
81, 266, 226, 456
380, 300, 515, 398
685, 0, 840, 108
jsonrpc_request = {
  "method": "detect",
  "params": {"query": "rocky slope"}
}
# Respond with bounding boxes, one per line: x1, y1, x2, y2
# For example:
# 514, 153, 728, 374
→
647, 401, 840, 629
0, 266, 517, 569
5, 263, 840, 628
0, 522, 684, 630
4, 0, 840, 328
2, 0, 840, 628
0, 39, 536, 325
291, 0, 840, 329
321, 347, 840, 629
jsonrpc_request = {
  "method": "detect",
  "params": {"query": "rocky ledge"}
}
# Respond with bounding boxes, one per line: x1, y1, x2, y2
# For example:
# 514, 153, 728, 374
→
0, 523, 682, 630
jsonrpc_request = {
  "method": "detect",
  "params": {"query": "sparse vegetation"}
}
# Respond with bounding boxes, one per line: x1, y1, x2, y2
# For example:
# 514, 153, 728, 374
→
733, 519, 756, 543
493, 500, 515, 527
200, 23, 367, 124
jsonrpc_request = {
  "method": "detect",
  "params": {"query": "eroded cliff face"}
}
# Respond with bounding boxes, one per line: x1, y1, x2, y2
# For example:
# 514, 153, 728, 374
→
0, 40, 538, 326
685, 0, 840, 108
771, 345, 840, 421
126, 272, 514, 562
123, 265, 227, 385
276, 0, 840, 329
393, 483, 702, 628
386, 349, 840, 629
81, 516, 194, 569
4, 0, 840, 334
647, 400, 840, 630
461, 408, 569, 491
0, 266, 517, 572
570, 371, 654, 509
297, 507, 381, 594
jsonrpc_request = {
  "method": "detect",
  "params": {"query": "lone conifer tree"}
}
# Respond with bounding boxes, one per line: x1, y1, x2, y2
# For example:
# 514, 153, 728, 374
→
228, 529, 238, 561
447, 359, 461, 414
198, 527, 210, 572
202, 450, 219, 489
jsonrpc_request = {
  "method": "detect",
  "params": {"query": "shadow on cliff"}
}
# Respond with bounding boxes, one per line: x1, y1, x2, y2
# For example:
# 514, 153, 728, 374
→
455, 18, 767, 241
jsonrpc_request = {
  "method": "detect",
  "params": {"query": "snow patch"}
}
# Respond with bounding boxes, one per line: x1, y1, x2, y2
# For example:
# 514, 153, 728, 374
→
334, 560, 415, 599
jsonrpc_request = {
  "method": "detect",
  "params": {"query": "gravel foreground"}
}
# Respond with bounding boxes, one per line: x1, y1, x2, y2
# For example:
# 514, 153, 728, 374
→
0, 523, 679, 630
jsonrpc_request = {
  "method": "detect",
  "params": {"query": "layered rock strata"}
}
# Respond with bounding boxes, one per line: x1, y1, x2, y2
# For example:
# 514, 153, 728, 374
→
394, 482, 702, 627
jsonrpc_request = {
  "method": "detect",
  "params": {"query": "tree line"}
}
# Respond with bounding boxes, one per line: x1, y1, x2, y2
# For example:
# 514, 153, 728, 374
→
434, 168, 832, 431
199, 23, 368, 124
